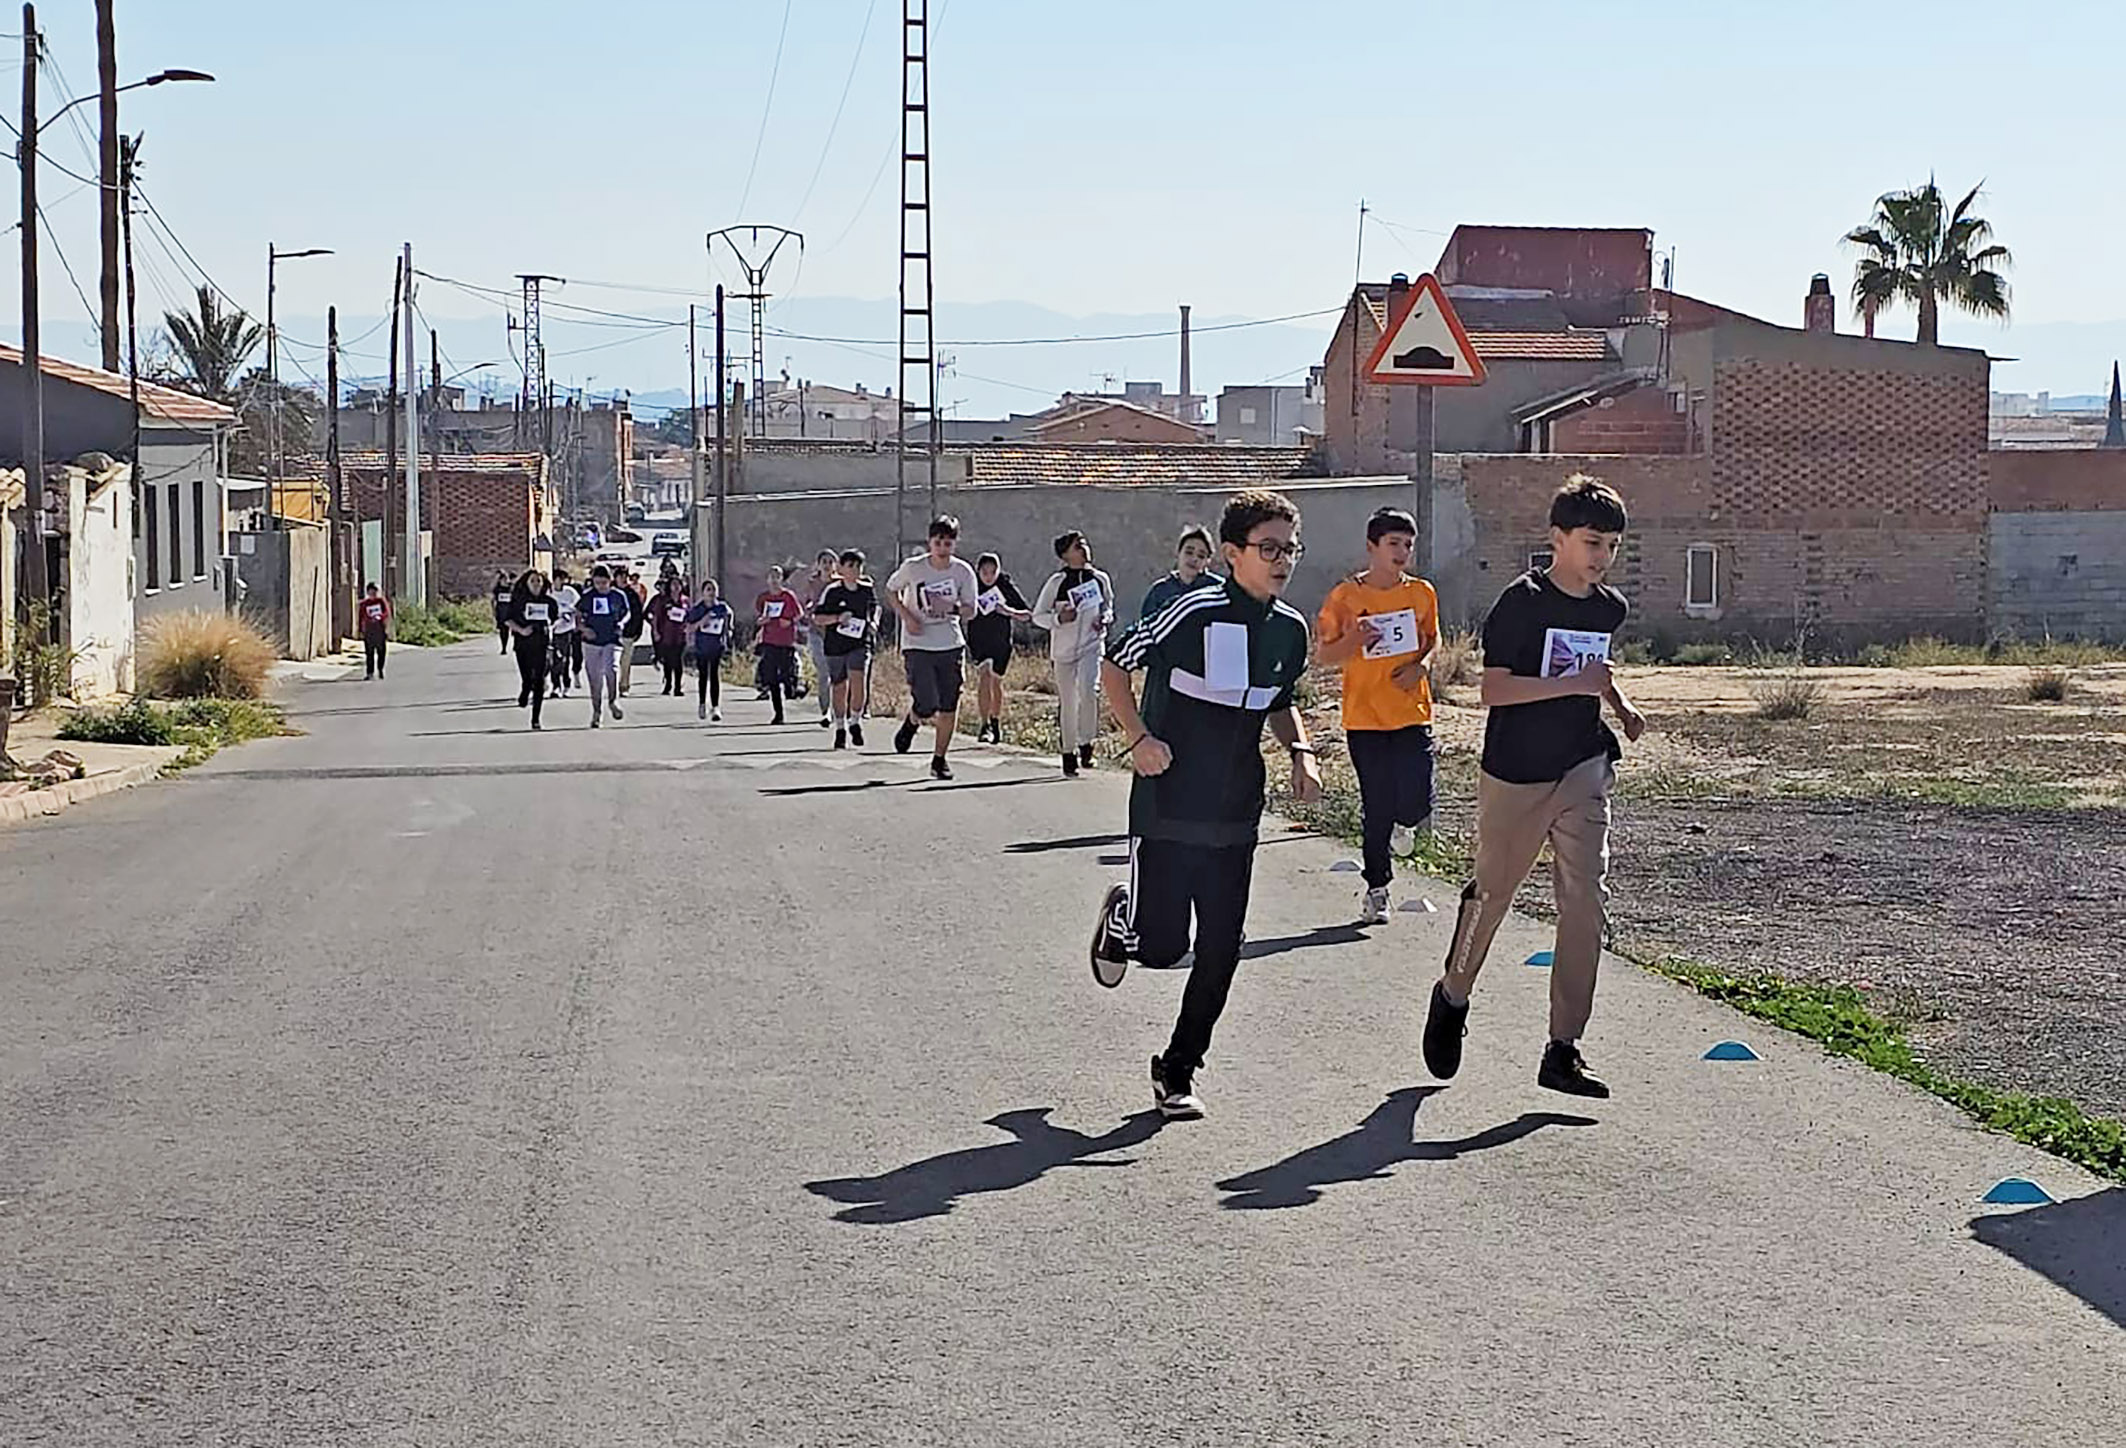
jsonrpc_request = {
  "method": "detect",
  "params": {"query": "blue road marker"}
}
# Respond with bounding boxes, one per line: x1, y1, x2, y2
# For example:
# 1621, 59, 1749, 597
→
1525, 951, 1553, 967
1981, 1178, 2054, 1206
1703, 1040, 1760, 1061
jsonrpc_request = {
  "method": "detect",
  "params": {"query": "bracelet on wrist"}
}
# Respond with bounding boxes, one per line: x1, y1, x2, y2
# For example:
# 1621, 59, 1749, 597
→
1125, 732, 1149, 751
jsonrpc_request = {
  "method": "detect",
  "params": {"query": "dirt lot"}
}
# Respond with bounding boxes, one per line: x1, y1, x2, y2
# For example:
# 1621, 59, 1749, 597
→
1325, 662, 2126, 1120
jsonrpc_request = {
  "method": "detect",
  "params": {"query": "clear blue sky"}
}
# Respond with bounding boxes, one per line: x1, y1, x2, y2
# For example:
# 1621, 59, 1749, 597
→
7, 0, 2118, 408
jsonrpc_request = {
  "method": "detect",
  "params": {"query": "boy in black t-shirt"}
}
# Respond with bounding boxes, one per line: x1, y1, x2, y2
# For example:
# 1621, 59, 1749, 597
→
1089, 489, 1321, 1121
1423, 475, 1647, 1100
812, 549, 879, 750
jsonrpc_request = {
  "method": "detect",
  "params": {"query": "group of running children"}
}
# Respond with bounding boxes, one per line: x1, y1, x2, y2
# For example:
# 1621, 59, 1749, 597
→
356, 473, 1645, 1124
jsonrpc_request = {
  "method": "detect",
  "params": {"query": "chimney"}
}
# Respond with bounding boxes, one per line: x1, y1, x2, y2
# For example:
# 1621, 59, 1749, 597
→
1804, 274, 1835, 334
1178, 304, 1192, 404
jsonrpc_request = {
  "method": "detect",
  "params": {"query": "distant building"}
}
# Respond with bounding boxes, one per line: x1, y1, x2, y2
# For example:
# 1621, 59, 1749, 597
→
1217, 372, 1325, 444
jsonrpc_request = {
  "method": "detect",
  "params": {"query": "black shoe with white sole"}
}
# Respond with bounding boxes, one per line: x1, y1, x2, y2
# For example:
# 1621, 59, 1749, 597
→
1537, 1040, 1611, 1099
894, 717, 918, 754
1422, 980, 1469, 1080
849, 721, 865, 747
1089, 883, 1131, 988
1151, 1055, 1204, 1120
930, 755, 953, 781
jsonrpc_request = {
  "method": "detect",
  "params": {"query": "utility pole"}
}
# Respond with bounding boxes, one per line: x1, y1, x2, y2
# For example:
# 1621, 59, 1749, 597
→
120, 131, 139, 568
688, 304, 704, 572
713, 284, 727, 582
383, 256, 402, 599
897, 0, 939, 555
401, 242, 421, 606
19, 4, 48, 641
327, 305, 346, 640
706, 225, 800, 438
429, 327, 441, 481
95, 0, 120, 372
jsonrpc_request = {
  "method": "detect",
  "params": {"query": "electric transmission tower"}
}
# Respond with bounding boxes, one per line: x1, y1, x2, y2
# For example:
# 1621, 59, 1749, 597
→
897, 0, 939, 558
707, 226, 802, 438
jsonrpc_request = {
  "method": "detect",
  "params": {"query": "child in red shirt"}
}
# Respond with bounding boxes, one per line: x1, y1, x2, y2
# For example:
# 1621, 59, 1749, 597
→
755, 566, 804, 724
358, 584, 391, 680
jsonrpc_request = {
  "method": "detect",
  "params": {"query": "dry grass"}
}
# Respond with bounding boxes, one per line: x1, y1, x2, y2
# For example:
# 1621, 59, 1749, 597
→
1432, 627, 1481, 686
1748, 671, 1824, 720
138, 610, 277, 700
2024, 665, 2071, 703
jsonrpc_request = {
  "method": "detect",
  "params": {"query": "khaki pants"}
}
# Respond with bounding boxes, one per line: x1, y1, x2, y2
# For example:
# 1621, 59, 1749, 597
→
1055, 648, 1102, 753
1442, 754, 1613, 1043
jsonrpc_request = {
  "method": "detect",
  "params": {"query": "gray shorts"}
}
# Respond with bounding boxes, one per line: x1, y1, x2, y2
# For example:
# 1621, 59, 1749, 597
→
826, 649, 870, 685
905, 646, 964, 719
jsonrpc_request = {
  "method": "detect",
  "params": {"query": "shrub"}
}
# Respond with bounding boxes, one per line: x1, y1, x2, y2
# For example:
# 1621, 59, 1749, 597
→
58, 697, 177, 746
389, 603, 458, 648
1883, 636, 1977, 668
1748, 672, 1823, 720
8, 600, 81, 706
1613, 639, 1657, 666
1673, 641, 1733, 666
2024, 666, 2070, 703
1432, 628, 1482, 685
137, 610, 276, 699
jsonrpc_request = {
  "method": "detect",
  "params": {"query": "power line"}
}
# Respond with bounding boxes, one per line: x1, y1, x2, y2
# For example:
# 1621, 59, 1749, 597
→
134, 188, 246, 312
735, 0, 795, 218
792, 0, 878, 222
35, 201, 97, 329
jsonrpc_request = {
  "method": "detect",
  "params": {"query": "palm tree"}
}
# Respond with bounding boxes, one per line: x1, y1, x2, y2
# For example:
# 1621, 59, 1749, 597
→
162, 284, 262, 400
1844, 179, 2011, 345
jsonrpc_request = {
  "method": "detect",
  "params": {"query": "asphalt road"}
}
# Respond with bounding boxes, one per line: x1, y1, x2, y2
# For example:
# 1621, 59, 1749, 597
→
3, 640, 2121, 1447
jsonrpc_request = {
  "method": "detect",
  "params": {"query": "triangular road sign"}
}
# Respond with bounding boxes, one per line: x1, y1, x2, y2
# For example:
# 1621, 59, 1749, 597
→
1363, 273, 1487, 386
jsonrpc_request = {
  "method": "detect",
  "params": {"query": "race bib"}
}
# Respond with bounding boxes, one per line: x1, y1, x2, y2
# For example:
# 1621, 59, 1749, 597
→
1205, 621, 1250, 692
591, 596, 612, 615
668, 606, 687, 622
1067, 580, 1104, 615
706, 617, 726, 635
523, 602, 550, 623
763, 601, 785, 619
837, 616, 867, 639
920, 579, 958, 615
361, 603, 385, 622
1541, 629, 1612, 678
1360, 608, 1420, 660
977, 587, 1004, 615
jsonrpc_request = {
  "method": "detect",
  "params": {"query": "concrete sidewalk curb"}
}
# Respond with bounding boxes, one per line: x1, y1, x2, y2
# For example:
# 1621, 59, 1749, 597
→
0, 759, 165, 825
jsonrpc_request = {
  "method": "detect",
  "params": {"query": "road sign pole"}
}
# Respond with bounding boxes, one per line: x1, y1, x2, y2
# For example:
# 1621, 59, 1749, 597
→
1413, 384, 1434, 519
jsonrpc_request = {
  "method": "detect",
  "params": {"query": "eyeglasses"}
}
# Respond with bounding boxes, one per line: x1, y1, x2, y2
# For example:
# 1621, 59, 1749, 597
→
1240, 538, 1306, 564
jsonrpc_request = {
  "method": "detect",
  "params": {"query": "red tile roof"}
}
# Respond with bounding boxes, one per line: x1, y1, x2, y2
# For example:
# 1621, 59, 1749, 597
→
964, 442, 1316, 487
0, 342, 236, 425
1470, 331, 1611, 362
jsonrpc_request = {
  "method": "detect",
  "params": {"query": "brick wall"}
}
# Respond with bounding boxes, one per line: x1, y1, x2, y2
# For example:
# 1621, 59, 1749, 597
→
1988, 511, 2126, 640
1457, 454, 1986, 645
343, 464, 545, 599
1550, 384, 1691, 455
1986, 449, 2126, 512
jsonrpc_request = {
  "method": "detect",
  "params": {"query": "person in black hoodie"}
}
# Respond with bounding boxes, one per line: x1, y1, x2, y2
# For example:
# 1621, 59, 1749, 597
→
490, 571, 515, 654
966, 552, 1032, 744
506, 570, 557, 731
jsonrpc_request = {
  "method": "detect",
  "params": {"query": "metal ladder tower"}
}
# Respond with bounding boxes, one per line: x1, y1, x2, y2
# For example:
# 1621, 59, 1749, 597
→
896, 0, 939, 559
513, 273, 560, 450
708, 226, 802, 439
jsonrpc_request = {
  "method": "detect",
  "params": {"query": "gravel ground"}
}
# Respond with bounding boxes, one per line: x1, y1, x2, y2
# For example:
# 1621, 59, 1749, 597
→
1543, 797, 2126, 1121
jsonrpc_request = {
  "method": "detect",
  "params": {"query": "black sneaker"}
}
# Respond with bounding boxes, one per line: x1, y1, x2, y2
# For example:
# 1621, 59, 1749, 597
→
1089, 883, 1130, 988
930, 755, 953, 781
610, 703, 624, 721
1422, 980, 1469, 1080
834, 727, 847, 750
849, 721, 865, 747
1079, 744, 1095, 770
894, 717, 918, 754
1151, 1055, 1204, 1120
820, 712, 832, 729
1538, 1040, 1611, 1099
1061, 751, 1079, 777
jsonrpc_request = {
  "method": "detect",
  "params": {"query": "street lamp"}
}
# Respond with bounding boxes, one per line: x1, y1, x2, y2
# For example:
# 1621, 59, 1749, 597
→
267, 243, 332, 521
14, 0, 213, 649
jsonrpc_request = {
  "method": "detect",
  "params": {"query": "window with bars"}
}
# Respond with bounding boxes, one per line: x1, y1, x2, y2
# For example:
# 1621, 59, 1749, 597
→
167, 485, 184, 587
193, 480, 207, 578
145, 490, 160, 590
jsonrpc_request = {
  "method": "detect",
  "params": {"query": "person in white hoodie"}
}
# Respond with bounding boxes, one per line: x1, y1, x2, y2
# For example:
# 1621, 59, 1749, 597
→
1032, 530, 1116, 778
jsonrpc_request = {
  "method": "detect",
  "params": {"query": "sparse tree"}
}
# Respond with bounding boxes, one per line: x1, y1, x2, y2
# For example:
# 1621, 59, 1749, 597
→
227, 368, 319, 477
1844, 179, 2012, 345
162, 285, 262, 400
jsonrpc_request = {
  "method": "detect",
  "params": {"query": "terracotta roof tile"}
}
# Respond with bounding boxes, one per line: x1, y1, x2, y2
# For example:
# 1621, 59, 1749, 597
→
964, 442, 1315, 487
1469, 331, 1611, 362
0, 342, 235, 425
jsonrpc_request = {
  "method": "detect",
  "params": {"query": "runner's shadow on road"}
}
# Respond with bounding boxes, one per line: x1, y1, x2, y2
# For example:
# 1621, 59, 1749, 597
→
1968, 1186, 2126, 1330
1240, 924, 1372, 960
1216, 1089, 1597, 1209
806, 1108, 1167, 1225
1004, 832, 1130, 854
761, 775, 1064, 798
